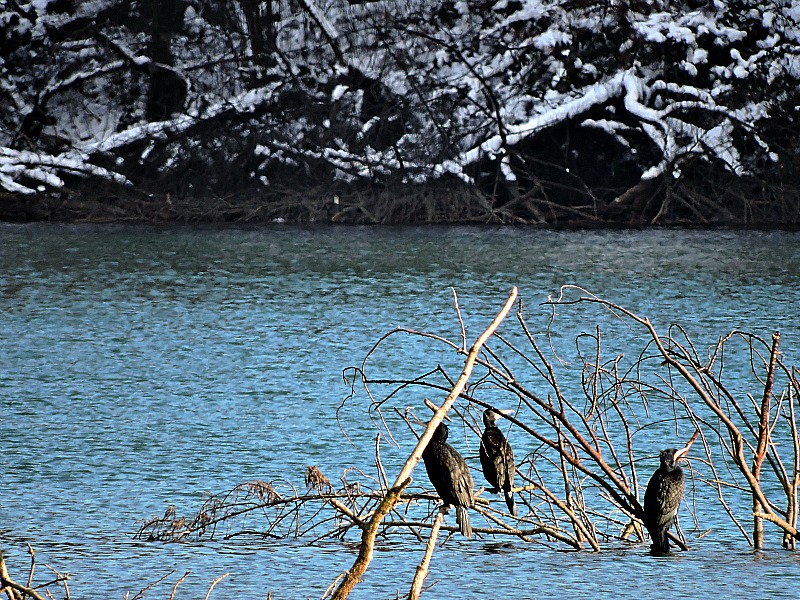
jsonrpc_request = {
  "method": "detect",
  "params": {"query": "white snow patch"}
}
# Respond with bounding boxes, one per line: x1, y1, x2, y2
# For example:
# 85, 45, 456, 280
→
533, 28, 571, 53
331, 85, 349, 101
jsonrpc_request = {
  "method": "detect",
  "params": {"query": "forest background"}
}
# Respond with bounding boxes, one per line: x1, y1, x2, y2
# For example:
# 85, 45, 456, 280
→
2, 0, 800, 227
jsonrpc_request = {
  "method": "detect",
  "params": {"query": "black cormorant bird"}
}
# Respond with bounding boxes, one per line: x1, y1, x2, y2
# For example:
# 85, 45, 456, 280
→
422, 421, 474, 537
479, 408, 516, 516
643, 441, 694, 554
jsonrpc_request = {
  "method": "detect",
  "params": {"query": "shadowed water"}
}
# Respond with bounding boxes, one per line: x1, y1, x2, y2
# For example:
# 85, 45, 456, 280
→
2, 224, 800, 598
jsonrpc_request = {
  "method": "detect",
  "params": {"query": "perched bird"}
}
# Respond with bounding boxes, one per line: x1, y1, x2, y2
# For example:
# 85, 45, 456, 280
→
422, 421, 475, 537
479, 408, 516, 516
643, 439, 694, 554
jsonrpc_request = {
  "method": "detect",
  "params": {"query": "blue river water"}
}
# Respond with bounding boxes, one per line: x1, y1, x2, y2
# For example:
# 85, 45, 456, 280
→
2, 224, 800, 599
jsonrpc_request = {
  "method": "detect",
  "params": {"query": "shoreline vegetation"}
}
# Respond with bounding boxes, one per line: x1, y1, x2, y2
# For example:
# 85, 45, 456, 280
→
3, 2, 800, 228
2, 163, 798, 228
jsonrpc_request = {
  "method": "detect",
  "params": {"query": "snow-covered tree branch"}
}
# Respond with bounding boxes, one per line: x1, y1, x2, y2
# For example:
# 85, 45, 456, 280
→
1, 0, 799, 225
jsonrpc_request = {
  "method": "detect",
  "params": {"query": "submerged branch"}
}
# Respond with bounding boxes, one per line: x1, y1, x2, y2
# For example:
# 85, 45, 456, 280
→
328, 477, 411, 600
408, 508, 445, 600
125, 286, 800, 600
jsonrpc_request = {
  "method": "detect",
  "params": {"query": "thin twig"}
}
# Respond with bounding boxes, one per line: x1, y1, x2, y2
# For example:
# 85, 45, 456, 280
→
203, 573, 229, 600
408, 508, 445, 600
169, 571, 192, 600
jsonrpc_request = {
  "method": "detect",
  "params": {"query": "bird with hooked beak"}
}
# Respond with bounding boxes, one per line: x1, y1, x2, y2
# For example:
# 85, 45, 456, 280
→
479, 408, 516, 516
422, 421, 475, 537
643, 430, 699, 554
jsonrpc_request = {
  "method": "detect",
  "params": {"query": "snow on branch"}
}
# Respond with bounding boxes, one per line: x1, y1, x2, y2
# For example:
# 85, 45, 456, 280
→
40, 59, 126, 102
484, 71, 625, 158
75, 82, 282, 158
434, 62, 766, 186
296, 0, 349, 68
0, 146, 130, 194
0, 80, 285, 194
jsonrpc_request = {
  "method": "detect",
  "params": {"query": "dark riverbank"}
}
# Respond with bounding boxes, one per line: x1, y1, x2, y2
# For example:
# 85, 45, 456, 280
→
3, 162, 798, 229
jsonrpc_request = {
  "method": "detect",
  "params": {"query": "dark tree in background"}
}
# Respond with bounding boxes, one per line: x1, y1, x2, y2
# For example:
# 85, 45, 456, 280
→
144, 1, 188, 121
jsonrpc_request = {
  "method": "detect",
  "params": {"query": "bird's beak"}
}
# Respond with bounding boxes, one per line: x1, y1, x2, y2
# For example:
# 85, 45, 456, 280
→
674, 429, 700, 462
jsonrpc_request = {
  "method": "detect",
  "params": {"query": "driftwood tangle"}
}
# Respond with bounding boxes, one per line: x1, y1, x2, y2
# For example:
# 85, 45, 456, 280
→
131, 287, 800, 598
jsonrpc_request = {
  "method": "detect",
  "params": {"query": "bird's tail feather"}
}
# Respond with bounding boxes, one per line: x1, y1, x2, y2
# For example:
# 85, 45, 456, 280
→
504, 489, 516, 517
650, 529, 670, 554
456, 506, 472, 538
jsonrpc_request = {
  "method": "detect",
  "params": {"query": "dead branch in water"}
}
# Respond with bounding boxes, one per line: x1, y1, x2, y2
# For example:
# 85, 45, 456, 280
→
141, 288, 800, 553
547, 286, 800, 548
408, 508, 445, 600
0, 546, 67, 600
328, 286, 519, 600
0, 546, 234, 600
129, 287, 800, 599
